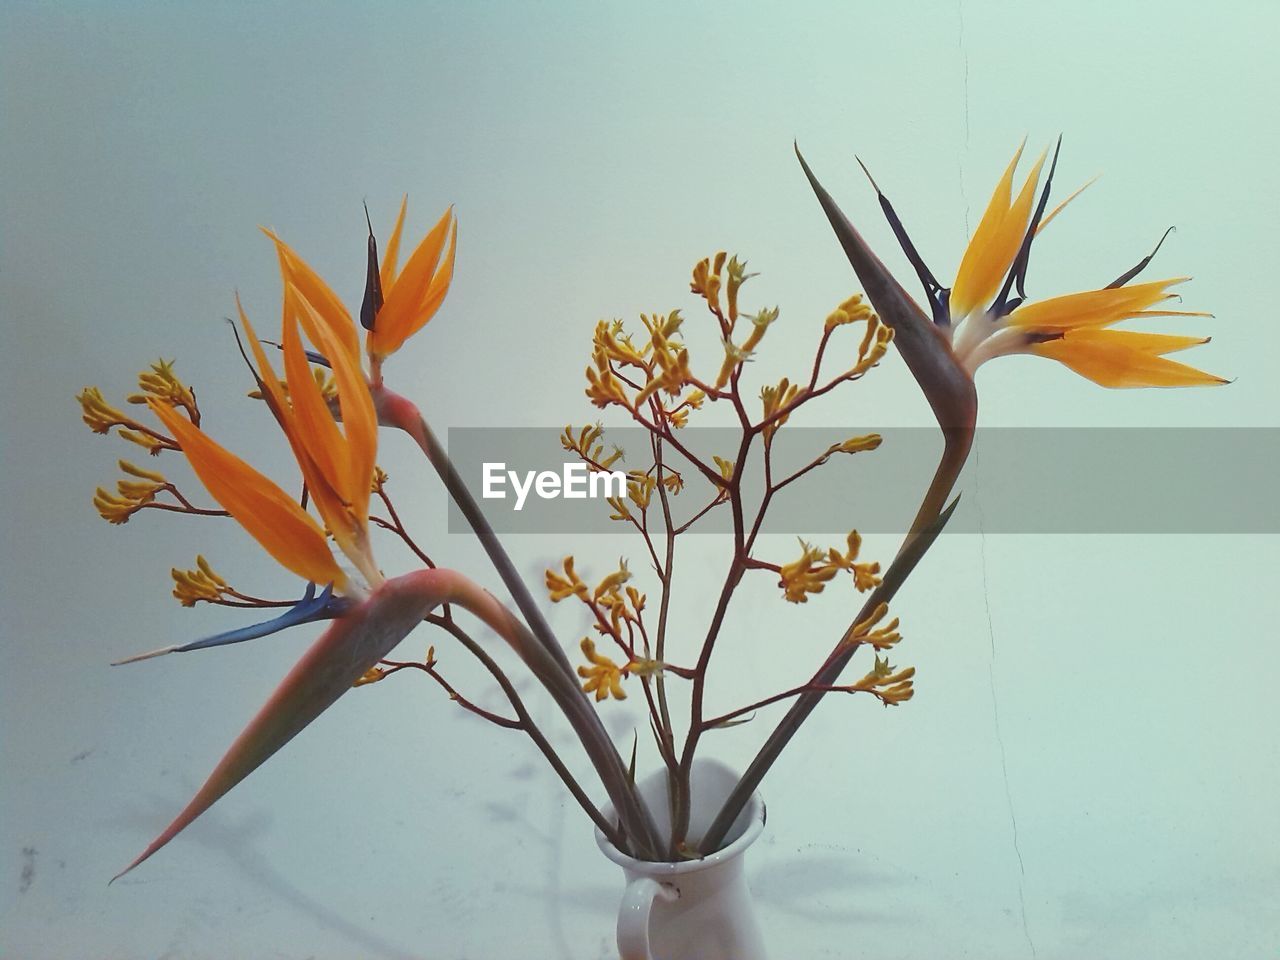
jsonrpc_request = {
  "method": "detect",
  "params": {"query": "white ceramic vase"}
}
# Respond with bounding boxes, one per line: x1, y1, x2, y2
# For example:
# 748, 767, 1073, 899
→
595, 758, 768, 960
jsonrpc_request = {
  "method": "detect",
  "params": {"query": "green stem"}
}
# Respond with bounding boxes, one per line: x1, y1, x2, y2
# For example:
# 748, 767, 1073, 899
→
698, 428, 971, 853
424, 614, 628, 849
376, 387, 662, 860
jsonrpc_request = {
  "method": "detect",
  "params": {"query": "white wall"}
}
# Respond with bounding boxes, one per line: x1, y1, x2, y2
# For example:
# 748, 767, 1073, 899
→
2, 1, 1276, 957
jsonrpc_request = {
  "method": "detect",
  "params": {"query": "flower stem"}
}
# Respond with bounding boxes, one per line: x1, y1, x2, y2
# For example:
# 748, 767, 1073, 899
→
376, 387, 662, 859
423, 613, 629, 849
697, 434, 969, 853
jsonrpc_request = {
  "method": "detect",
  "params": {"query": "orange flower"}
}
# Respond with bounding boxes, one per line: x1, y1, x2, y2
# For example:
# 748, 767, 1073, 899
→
861, 141, 1225, 389
950, 143, 1047, 322
149, 399, 346, 588
367, 200, 457, 360
264, 199, 457, 370
148, 294, 381, 591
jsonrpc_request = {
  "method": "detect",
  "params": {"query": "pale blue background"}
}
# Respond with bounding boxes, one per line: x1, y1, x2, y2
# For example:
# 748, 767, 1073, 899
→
2, 1, 1277, 958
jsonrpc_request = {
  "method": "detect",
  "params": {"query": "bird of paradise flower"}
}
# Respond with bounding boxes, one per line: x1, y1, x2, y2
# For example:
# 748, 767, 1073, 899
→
85, 190, 672, 877
88, 205, 502, 878
857, 138, 1224, 388
80, 137, 1228, 877
699, 140, 1226, 850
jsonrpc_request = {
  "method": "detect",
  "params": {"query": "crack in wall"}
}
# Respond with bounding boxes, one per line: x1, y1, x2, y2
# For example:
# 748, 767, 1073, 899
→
974, 441, 1038, 959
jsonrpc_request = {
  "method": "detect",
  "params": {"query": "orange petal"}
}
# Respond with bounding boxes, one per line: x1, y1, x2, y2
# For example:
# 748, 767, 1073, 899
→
237, 296, 289, 415
1035, 175, 1098, 236
148, 400, 344, 585
1047, 328, 1211, 356
1130, 309, 1214, 320
1009, 278, 1189, 331
305, 299, 378, 524
951, 144, 1045, 320
403, 217, 457, 343
371, 206, 454, 358
263, 229, 360, 362
238, 301, 354, 552
1029, 330, 1226, 388
379, 195, 409, 291
282, 291, 348, 497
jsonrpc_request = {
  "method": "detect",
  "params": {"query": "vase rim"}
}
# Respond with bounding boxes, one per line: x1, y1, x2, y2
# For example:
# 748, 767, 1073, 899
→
594, 759, 765, 875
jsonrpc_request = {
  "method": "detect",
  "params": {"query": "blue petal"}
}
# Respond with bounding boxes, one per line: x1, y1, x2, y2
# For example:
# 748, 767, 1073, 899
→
261, 338, 332, 368
113, 584, 351, 665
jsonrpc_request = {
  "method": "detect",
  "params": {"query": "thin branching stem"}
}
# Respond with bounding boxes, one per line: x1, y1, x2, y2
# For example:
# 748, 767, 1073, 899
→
376, 388, 662, 860
378, 659, 522, 728
420, 613, 629, 849
650, 431, 679, 780
668, 362, 753, 850
702, 680, 867, 730
699, 454, 966, 852
140, 501, 232, 518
